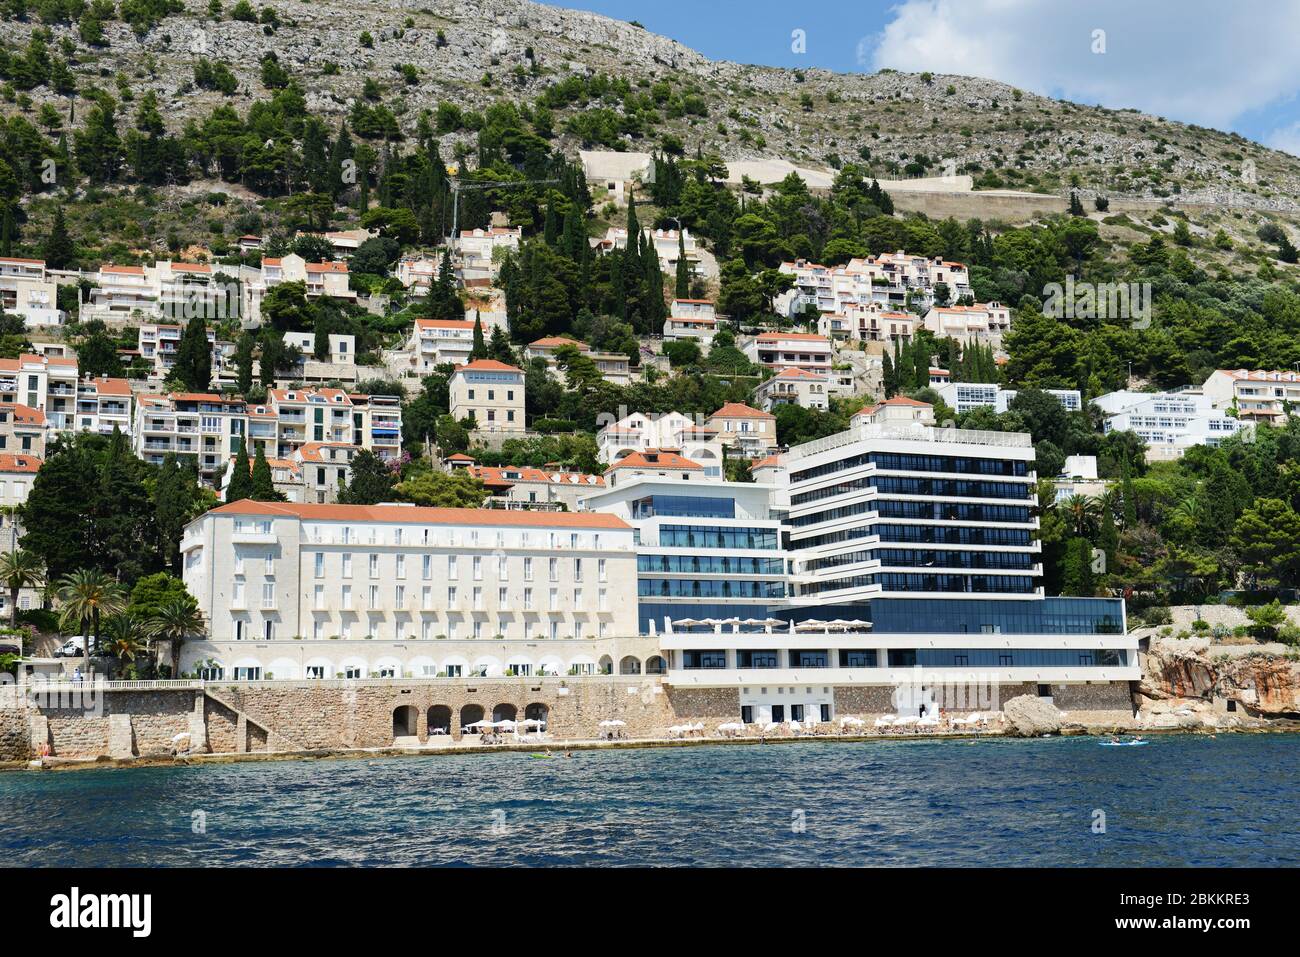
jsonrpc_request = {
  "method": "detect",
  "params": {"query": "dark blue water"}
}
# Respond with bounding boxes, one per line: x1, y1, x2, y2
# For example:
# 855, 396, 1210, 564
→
1, 735, 1296, 866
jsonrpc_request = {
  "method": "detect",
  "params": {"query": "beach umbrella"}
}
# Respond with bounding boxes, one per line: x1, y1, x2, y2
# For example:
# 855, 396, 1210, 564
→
671, 618, 703, 628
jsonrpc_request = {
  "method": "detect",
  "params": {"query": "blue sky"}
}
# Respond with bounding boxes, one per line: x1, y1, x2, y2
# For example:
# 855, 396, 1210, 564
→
553, 0, 1300, 155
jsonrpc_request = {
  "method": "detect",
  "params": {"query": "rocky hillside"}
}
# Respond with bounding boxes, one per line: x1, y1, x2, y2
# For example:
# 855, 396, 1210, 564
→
5, 0, 1300, 208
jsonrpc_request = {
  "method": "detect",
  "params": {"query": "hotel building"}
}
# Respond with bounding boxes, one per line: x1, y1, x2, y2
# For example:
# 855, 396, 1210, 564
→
179, 502, 645, 678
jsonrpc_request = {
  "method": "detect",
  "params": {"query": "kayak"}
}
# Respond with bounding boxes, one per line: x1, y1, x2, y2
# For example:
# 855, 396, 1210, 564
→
530, 753, 555, 759
1099, 740, 1149, 747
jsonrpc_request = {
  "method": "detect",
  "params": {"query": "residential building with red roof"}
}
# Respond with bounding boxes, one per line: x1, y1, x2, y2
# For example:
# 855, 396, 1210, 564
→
596, 411, 723, 473
0, 256, 62, 327
743, 331, 833, 375
705, 403, 779, 458
449, 360, 525, 434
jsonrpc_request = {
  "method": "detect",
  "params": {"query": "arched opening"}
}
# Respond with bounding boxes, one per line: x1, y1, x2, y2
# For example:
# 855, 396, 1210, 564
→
492, 703, 517, 723
524, 703, 549, 727
619, 655, 642, 675
645, 655, 667, 675
427, 705, 452, 736
460, 703, 484, 733
392, 705, 418, 738
598, 654, 614, 675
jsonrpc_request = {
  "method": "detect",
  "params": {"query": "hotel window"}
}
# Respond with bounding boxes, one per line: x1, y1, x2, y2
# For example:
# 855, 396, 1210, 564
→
549, 588, 559, 611
570, 533, 579, 549
369, 554, 379, 577
394, 528, 403, 546
574, 558, 583, 582
574, 622, 583, 640
498, 587, 507, 606
473, 620, 483, 639
313, 621, 321, 640
497, 556, 508, 581
395, 585, 405, 607
422, 586, 431, 610
597, 559, 607, 583
448, 622, 458, 640
473, 587, 483, 610
314, 585, 324, 609
306, 666, 325, 680
421, 621, 431, 640
524, 621, 534, 640
265, 553, 274, 574
524, 587, 533, 610
524, 557, 533, 581
448, 586, 457, 606
263, 620, 274, 640
446, 664, 462, 678
549, 558, 558, 582
443, 555, 453, 580
341, 554, 352, 578
473, 556, 482, 581
598, 588, 608, 611
232, 581, 245, 607
341, 585, 352, 610
549, 621, 559, 641
574, 588, 583, 608
395, 554, 405, 578
343, 666, 362, 679
368, 585, 379, 609
599, 622, 608, 639
235, 620, 245, 641
314, 552, 324, 578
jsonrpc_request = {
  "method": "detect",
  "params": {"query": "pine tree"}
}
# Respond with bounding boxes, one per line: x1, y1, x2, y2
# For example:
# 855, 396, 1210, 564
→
227, 445, 253, 502
43, 206, 74, 269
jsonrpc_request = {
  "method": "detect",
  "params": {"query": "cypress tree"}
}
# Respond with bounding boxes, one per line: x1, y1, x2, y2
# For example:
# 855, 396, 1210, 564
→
43, 206, 74, 269
1121, 457, 1137, 528
470, 313, 487, 359
251, 444, 278, 501
675, 228, 689, 299
173, 314, 211, 392
227, 445, 253, 502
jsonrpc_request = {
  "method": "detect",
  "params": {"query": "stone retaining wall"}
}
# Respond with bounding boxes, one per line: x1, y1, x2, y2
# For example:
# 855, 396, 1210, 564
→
0, 677, 1139, 761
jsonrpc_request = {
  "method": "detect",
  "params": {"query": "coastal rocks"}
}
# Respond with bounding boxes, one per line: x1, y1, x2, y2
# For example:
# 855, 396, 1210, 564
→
1002, 695, 1063, 737
1141, 641, 1300, 718
0, 707, 31, 762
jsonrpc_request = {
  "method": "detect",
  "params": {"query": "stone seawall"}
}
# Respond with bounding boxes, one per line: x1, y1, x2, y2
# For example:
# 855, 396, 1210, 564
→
0, 678, 1137, 762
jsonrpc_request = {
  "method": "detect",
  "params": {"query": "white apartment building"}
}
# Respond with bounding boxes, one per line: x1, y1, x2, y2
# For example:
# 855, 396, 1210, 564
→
0, 354, 78, 429
778, 253, 972, 322
922, 302, 1012, 345
744, 332, 833, 375
265, 387, 356, 460
243, 255, 354, 325
454, 227, 521, 283
395, 256, 438, 297
73, 377, 133, 437
596, 410, 724, 473
462, 462, 605, 511
526, 337, 632, 387
391, 318, 476, 375
85, 264, 157, 320
137, 322, 221, 381
134, 393, 248, 483
0, 404, 44, 457
179, 502, 639, 654
275, 332, 359, 385
1092, 388, 1251, 461
1202, 369, 1300, 425
349, 393, 404, 462
598, 227, 704, 278
705, 403, 779, 459
664, 299, 718, 347
603, 449, 707, 488
752, 367, 829, 412
936, 382, 1083, 415
449, 360, 525, 434
0, 257, 62, 326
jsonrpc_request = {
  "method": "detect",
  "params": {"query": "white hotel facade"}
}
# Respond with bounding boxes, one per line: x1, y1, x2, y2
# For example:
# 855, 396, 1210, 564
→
177, 410, 1136, 722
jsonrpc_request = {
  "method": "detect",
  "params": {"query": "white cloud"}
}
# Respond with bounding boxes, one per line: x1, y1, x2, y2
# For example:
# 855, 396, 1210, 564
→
863, 0, 1300, 132
1265, 122, 1300, 158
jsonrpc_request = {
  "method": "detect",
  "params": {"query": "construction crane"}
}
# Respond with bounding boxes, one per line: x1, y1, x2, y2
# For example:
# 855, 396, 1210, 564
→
447, 177, 560, 242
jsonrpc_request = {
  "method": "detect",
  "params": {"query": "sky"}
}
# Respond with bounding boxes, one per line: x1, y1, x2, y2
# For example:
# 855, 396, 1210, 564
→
552, 0, 1300, 156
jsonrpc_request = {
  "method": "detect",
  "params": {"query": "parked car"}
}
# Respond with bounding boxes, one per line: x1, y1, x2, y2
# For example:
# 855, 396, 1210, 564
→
54, 637, 88, 658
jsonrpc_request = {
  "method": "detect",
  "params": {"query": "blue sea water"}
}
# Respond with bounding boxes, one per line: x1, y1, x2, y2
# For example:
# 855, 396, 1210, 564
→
1, 735, 1296, 867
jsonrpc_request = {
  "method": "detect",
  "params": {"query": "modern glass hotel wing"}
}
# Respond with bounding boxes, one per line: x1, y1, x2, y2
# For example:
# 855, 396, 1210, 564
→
590, 415, 1140, 719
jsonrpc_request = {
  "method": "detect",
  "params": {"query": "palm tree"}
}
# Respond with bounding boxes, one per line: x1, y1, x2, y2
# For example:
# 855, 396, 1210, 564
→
101, 612, 149, 674
1061, 494, 1101, 537
0, 549, 43, 629
57, 569, 128, 676
148, 600, 206, 678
